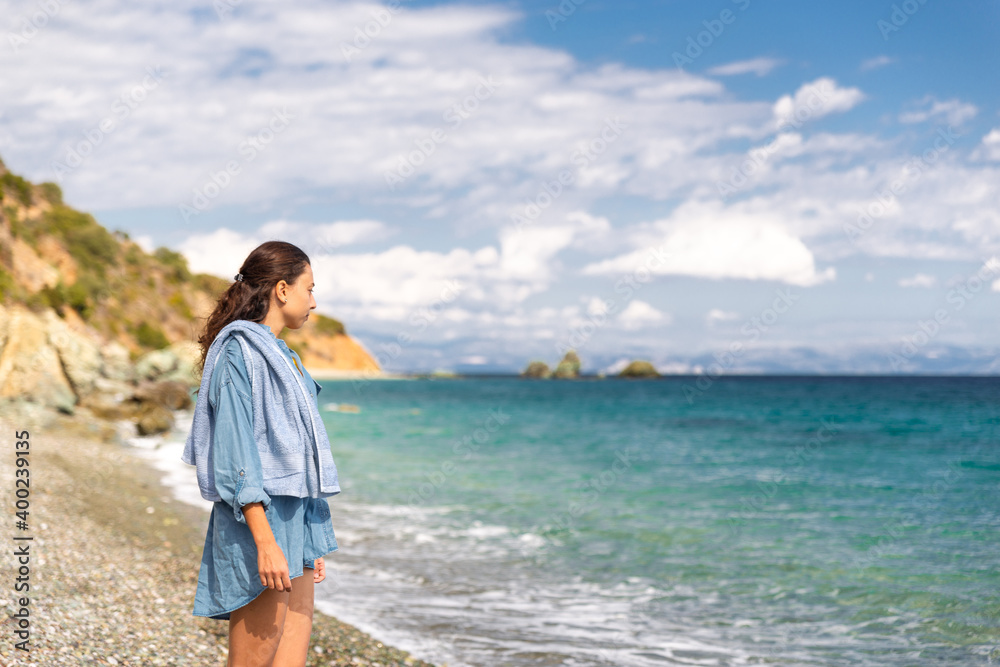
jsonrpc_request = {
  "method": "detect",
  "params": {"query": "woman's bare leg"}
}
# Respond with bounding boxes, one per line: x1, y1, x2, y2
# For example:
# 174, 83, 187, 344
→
228, 586, 290, 667
272, 567, 315, 666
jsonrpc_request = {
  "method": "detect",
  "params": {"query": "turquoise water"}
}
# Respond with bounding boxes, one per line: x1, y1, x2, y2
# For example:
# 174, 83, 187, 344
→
314, 377, 1000, 666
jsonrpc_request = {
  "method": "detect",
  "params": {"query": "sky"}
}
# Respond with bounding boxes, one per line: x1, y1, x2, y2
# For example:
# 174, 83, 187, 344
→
2, 0, 1000, 374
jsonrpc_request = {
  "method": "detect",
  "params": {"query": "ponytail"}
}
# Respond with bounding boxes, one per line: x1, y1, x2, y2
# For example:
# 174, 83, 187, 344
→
195, 240, 310, 374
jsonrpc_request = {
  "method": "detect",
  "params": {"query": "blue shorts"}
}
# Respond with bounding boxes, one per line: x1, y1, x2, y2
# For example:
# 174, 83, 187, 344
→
192, 495, 338, 620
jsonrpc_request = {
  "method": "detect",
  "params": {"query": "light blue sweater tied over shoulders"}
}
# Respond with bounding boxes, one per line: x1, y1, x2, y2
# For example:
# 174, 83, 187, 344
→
182, 319, 341, 502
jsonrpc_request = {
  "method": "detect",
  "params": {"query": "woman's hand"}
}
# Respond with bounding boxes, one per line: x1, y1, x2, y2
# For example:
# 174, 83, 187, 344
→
242, 502, 292, 591
257, 540, 292, 591
313, 557, 326, 583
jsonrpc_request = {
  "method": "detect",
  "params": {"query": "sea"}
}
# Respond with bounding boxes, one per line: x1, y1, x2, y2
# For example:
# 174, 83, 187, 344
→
130, 375, 1000, 666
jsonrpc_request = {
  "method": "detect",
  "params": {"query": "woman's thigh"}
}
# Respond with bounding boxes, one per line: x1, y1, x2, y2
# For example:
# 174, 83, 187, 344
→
272, 567, 315, 666
228, 587, 290, 667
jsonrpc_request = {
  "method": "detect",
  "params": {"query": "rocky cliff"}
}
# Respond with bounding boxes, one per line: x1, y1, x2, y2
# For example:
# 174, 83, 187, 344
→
0, 156, 381, 432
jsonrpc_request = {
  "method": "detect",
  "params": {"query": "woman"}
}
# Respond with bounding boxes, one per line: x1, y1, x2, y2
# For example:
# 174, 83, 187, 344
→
182, 240, 341, 666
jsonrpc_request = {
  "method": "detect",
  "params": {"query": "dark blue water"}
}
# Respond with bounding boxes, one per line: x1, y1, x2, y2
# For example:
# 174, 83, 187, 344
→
312, 376, 1000, 666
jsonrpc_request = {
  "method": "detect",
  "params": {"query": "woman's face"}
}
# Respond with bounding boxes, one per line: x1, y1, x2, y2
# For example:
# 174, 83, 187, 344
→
280, 263, 317, 329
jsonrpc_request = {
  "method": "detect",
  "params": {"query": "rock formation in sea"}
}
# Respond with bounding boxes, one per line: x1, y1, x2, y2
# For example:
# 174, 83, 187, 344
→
619, 360, 660, 378
554, 350, 581, 379
521, 360, 552, 378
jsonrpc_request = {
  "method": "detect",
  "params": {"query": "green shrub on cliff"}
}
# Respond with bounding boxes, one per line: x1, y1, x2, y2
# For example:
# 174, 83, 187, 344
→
312, 312, 346, 336
6, 205, 25, 240
67, 272, 110, 320
38, 181, 62, 205
0, 171, 32, 206
191, 272, 229, 297
134, 321, 170, 350
0, 266, 18, 304
43, 205, 119, 278
37, 281, 68, 313
155, 246, 192, 283
167, 291, 193, 319
67, 281, 93, 319
124, 243, 145, 266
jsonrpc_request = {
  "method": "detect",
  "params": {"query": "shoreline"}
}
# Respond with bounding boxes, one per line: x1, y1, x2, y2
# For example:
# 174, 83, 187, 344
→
307, 369, 413, 380
0, 408, 437, 667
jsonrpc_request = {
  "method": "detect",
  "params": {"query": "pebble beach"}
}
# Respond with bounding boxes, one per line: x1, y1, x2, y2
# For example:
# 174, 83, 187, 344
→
0, 411, 438, 667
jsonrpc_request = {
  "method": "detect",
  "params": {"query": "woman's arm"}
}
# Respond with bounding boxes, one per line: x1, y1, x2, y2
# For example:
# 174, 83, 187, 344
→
209, 342, 273, 525
242, 502, 292, 591
208, 339, 287, 589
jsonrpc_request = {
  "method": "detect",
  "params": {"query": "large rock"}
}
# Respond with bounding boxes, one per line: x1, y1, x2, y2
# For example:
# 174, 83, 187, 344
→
131, 379, 192, 411
0, 305, 76, 413
135, 348, 178, 381
619, 360, 660, 378
521, 361, 552, 378
135, 341, 200, 386
115, 379, 193, 436
554, 350, 581, 379
0, 301, 202, 436
0, 397, 63, 432
100, 340, 134, 382
41, 308, 103, 396
135, 403, 174, 436
80, 390, 134, 421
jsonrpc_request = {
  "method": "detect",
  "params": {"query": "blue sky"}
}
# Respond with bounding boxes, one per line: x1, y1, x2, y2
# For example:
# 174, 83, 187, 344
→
2, 0, 999, 374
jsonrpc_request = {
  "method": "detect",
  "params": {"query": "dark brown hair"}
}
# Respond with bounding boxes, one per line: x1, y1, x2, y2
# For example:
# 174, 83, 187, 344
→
196, 240, 310, 374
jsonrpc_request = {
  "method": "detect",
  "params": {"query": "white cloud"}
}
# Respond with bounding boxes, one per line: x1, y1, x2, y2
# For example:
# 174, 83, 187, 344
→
178, 228, 263, 278
177, 224, 483, 318
897, 273, 937, 288
305, 243, 489, 318
706, 308, 739, 326
496, 224, 575, 283
178, 219, 396, 281
971, 128, 1000, 162
581, 200, 835, 286
860, 55, 895, 71
133, 234, 155, 253
708, 57, 783, 77
585, 296, 609, 317
257, 219, 393, 254
565, 211, 614, 251
459, 355, 488, 364
177, 211, 602, 326
617, 300, 670, 330
772, 77, 865, 130
0, 0, 772, 222
898, 96, 978, 126
4, 0, 1000, 317
602, 357, 633, 375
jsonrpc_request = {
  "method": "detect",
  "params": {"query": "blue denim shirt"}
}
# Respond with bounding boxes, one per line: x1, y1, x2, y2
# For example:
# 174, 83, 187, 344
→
184, 318, 340, 502
208, 322, 325, 523
192, 322, 337, 620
